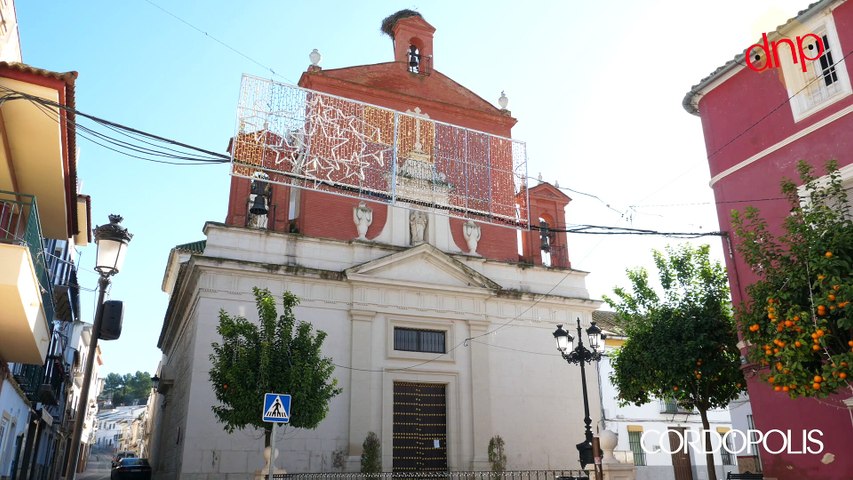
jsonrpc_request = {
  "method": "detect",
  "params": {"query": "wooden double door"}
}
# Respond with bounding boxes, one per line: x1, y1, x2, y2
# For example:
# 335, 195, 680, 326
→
392, 381, 448, 472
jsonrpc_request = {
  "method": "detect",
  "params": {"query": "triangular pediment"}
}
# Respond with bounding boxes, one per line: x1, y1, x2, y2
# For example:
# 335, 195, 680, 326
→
529, 182, 572, 203
345, 244, 499, 292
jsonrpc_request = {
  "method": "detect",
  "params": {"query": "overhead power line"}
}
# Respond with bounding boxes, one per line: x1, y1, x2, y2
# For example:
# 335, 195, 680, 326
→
140, 0, 295, 84
0, 86, 230, 166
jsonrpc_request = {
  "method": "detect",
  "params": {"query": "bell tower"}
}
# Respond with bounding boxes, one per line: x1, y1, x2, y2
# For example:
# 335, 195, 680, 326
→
386, 11, 435, 73
518, 182, 572, 268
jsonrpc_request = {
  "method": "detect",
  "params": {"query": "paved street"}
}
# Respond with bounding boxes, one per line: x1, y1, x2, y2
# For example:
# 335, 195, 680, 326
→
77, 453, 111, 480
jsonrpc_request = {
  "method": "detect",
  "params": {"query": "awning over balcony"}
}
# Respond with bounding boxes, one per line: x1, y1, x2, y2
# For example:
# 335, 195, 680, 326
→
0, 62, 79, 240
0, 244, 51, 364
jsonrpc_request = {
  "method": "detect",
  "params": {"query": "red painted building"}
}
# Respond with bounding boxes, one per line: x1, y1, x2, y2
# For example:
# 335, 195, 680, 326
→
683, 1, 853, 478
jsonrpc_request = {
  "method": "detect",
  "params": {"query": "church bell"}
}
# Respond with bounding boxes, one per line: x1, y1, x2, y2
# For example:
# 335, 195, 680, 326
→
250, 194, 268, 215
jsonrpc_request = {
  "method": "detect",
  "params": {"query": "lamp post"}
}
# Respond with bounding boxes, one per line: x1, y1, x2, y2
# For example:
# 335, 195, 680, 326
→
553, 318, 604, 471
66, 215, 132, 479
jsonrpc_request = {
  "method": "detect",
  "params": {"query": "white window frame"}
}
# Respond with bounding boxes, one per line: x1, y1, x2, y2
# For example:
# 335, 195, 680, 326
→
780, 11, 852, 122
386, 317, 454, 363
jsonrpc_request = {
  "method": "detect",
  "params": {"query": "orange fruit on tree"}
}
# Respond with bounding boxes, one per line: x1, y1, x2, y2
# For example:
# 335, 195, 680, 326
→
825, 251, 832, 258
784, 320, 793, 327
817, 329, 825, 337
849, 340, 853, 347
782, 386, 789, 392
813, 383, 821, 390
840, 372, 848, 379
795, 341, 802, 348
813, 345, 821, 351
814, 375, 822, 383
768, 376, 775, 383
774, 386, 782, 391
828, 294, 836, 302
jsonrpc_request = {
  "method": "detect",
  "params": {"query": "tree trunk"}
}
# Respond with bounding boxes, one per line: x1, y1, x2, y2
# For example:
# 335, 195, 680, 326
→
699, 408, 716, 480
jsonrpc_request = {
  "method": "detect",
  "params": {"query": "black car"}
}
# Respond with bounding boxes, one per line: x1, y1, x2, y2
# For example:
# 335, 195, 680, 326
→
111, 451, 137, 468
110, 458, 152, 480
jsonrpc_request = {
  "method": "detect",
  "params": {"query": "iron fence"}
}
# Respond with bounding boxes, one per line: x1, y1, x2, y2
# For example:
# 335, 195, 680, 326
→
272, 471, 589, 480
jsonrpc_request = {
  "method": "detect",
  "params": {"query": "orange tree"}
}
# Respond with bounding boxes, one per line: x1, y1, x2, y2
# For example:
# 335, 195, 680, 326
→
732, 160, 852, 398
604, 244, 744, 480
209, 287, 342, 448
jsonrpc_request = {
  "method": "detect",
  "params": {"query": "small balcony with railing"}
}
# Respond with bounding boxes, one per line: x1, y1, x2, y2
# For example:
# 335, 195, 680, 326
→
659, 397, 693, 414
9, 354, 65, 405
0, 191, 55, 364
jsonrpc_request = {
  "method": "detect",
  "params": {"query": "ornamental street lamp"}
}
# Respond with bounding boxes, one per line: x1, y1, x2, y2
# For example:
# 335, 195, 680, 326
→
553, 318, 604, 470
67, 215, 132, 479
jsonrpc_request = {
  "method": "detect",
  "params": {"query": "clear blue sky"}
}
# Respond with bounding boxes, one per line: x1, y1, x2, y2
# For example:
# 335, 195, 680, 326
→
17, 0, 806, 376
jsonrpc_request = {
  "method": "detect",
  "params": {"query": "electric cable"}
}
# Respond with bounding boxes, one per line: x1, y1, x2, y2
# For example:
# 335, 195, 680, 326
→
0, 86, 230, 165
139, 0, 295, 84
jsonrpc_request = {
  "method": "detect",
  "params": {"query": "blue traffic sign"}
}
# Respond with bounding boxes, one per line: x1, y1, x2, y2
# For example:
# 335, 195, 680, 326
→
262, 393, 291, 423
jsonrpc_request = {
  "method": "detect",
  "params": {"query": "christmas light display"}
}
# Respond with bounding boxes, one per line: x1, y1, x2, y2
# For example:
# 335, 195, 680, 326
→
231, 75, 529, 228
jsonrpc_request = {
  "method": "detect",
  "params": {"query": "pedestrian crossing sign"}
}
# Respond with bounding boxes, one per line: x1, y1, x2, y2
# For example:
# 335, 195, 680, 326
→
262, 393, 291, 423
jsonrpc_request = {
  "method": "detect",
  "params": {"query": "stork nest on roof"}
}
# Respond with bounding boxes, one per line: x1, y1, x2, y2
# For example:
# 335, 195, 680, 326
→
380, 9, 422, 38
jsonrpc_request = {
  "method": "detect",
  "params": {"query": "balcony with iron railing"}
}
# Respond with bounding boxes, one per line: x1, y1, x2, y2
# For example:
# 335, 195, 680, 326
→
9, 357, 65, 405
11, 363, 44, 400
659, 398, 693, 414
0, 191, 56, 364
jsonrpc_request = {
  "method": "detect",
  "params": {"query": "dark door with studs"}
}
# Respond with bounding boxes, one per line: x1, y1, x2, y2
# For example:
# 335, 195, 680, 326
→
393, 381, 448, 472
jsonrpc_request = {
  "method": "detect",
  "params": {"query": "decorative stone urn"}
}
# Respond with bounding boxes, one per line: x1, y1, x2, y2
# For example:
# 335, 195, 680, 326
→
599, 429, 619, 464
254, 446, 286, 480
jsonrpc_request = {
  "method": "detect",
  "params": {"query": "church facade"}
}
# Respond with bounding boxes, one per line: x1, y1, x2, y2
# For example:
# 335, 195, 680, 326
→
150, 12, 601, 479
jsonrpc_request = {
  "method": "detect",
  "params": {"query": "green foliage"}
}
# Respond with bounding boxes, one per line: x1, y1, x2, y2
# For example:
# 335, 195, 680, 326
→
360, 432, 382, 474
208, 288, 342, 445
733, 160, 853, 398
605, 244, 743, 480
100, 371, 152, 406
604, 244, 744, 410
487, 435, 507, 473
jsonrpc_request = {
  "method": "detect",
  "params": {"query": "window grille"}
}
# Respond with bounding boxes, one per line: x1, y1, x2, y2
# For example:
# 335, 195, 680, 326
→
393, 327, 446, 353
627, 431, 646, 466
